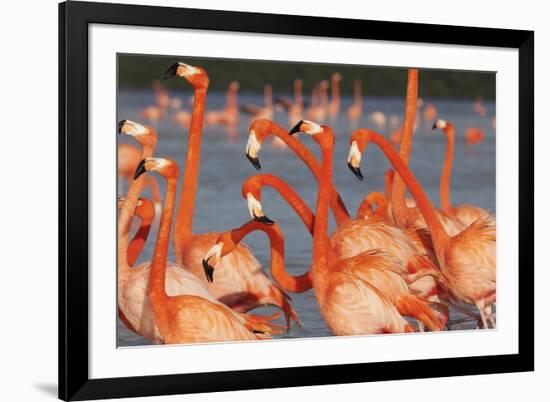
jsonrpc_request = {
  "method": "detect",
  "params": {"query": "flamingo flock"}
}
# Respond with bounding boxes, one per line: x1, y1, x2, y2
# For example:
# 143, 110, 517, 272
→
117, 61, 496, 345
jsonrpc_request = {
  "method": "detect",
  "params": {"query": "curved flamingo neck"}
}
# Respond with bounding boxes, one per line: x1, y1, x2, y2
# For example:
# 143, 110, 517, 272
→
312, 134, 336, 297
174, 88, 207, 262
150, 176, 178, 314
127, 206, 154, 266
369, 132, 450, 249
354, 81, 362, 106
265, 122, 350, 225
392, 69, 418, 227
228, 221, 312, 293
118, 142, 155, 280
440, 123, 455, 212
357, 192, 387, 220
295, 81, 303, 108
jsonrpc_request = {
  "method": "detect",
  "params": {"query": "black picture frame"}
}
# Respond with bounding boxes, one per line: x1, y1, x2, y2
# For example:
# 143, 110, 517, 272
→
59, 1, 534, 400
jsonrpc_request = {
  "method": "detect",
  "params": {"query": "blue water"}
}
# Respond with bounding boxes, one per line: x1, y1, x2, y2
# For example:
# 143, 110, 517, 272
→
117, 90, 495, 346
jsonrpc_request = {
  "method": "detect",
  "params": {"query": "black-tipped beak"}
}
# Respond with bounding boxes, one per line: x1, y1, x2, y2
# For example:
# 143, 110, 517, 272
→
253, 213, 275, 226
347, 162, 364, 181
163, 62, 179, 80
432, 122, 437, 130
117, 120, 127, 133
245, 153, 262, 170
289, 120, 304, 135
202, 259, 215, 283
133, 159, 148, 180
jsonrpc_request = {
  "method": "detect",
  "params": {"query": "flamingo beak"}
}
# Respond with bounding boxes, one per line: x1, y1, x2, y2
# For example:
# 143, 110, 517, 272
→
202, 258, 215, 283
133, 159, 148, 180
253, 214, 275, 225
117, 120, 127, 133
432, 122, 437, 130
288, 120, 304, 135
347, 162, 364, 181
163, 62, 179, 80
245, 153, 261, 170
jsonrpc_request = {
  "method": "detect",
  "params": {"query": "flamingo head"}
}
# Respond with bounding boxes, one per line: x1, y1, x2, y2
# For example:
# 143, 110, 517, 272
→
133, 157, 179, 180
202, 242, 224, 283
163, 62, 209, 89
347, 129, 372, 181
289, 120, 333, 148
245, 120, 275, 170
118, 120, 157, 148
432, 119, 447, 130
243, 191, 274, 226
332, 72, 342, 82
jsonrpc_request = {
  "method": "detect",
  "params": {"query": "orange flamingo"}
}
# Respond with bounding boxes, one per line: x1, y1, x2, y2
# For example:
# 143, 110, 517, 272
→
347, 128, 496, 328
205, 81, 240, 138
241, 83, 273, 122
385, 70, 465, 236
328, 73, 341, 120
139, 81, 168, 123
285, 121, 442, 334
356, 192, 391, 222
117, 197, 155, 266
307, 83, 327, 122
244, 119, 350, 226
346, 79, 363, 125
134, 157, 282, 343
422, 102, 438, 122
163, 62, 297, 321
203, 220, 311, 294
434, 119, 494, 227
464, 127, 485, 145
117, 122, 221, 342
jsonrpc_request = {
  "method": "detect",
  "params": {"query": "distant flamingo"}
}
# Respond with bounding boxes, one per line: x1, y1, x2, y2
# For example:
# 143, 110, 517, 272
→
241, 83, 273, 122
346, 79, 363, 125
368, 111, 387, 131
422, 102, 438, 122
205, 81, 240, 138
139, 81, 168, 123
284, 121, 442, 334
163, 62, 297, 321
244, 119, 350, 226
464, 127, 485, 145
275, 79, 304, 127
117, 197, 155, 266
386, 70, 465, 236
434, 119, 494, 227
134, 157, 282, 343
347, 128, 496, 328
473, 97, 487, 117
328, 73, 342, 120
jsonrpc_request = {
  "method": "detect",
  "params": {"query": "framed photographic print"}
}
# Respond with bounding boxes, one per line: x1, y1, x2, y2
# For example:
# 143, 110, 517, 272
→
59, 1, 534, 400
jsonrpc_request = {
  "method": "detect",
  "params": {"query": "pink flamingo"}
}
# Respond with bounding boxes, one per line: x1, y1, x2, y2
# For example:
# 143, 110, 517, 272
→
163, 62, 297, 322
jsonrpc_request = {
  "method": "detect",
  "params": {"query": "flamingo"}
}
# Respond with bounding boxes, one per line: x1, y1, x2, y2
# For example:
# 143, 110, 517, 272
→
205, 81, 240, 138
307, 83, 327, 122
464, 127, 485, 145
117, 121, 223, 342
117, 197, 154, 266
347, 128, 496, 328
282, 121, 442, 334
328, 73, 342, 121
368, 111, 387, 131
356, 192, 391, 222
386, 70, 465, 237
274, 79, 304, 127
133, 157, 283, 343
241, 83, 273, 122
422, 102, 438, 123
139, 81, 168, 123
346, 79, 362, 125
163, 62, 297, 322
118, 141, 161, 210
203, 220, 311, 295
244, 118, 350, 226
473, 97, 487, 117
434, 119, 495, 227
